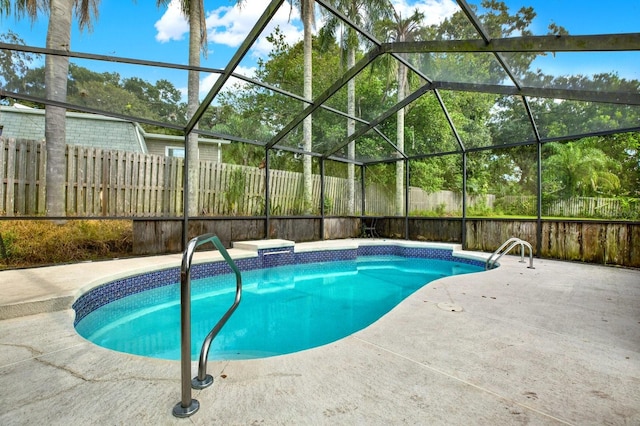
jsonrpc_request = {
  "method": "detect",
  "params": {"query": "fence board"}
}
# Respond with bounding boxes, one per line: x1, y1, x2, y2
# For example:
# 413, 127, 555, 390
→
115, 150, 123, 214
73, 146, 82, 215
198, 161, 208, 214
210, 162, 219, 213
170, 156, 179, 215
81, 146, 90, 215
15, 140, 26, 214
255, 167, 264, 215
245, 167, 253, 215
206, 161, 213, 213
108, 151, 117, 214
25, 140, 37, 213
122, 151, 131, 215
141, 153, 149, 216
90, 148, 101, 215
135, 154, 143, 215
274, 170, 286, 213
143, 155, 152, 215
152, 154, 161, 215
130, 151, 139, 215
208, 162, 216, 214
176, 158, 184, 215
82, 147, 89, 214
128, 152, 137, 215
79, 147, 87, 215
5, 138, 16, 216
210, 162, 220, 214
78, 146, 86, 214
279, 170, 292, 213
221, 163, 230, 214
243, 167, 253, 215
37, 143, 46, 215
269, 169, 280, 214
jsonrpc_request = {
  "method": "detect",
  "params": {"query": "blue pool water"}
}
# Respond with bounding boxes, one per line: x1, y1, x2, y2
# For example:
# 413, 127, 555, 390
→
75, 255, 482, 360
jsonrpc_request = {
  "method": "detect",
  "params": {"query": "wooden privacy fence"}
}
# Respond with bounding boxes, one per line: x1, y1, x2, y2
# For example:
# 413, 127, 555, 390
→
0, 139, 187, 216
499, 195, 638, 219
545, 197, 630, 218
67, 146, 185, 216
5, 138, 634, 219
0, 138, 46, 215
1, 138, 372, 217
197, 161, 366, 216
409, 187, 496, 214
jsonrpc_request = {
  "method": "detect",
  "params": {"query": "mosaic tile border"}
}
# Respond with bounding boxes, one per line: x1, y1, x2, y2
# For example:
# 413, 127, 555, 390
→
73, 245, 485, 325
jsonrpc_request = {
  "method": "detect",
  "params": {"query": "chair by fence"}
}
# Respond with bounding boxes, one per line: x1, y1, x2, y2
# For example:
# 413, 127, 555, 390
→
362, 217, 379, 237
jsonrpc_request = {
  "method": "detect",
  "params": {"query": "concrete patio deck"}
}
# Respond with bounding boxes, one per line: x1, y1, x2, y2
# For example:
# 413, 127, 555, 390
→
0, 239, 638, 425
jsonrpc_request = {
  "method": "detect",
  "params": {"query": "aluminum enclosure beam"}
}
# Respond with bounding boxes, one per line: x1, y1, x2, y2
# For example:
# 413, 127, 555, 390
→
431, 81, 640, 106
266, 48, 382, 150
324, 83, 433, 159
383, 33, 640, 54
185, 0, 285, 134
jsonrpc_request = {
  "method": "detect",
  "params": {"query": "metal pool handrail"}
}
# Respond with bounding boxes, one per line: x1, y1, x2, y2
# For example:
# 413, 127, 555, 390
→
173, 234, 243, 418
485, 237, 534, 270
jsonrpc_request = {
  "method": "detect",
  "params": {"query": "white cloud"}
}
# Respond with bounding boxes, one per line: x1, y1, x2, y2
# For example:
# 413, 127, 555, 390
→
156, 0, 457, 53
156, 0, 305, 60
155, 0, 189, 43
206, 0, 303, 58
199, 73, 219, 97
391, 0, 459, 26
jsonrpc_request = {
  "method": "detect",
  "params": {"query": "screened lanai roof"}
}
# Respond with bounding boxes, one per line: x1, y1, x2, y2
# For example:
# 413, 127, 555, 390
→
1, 0, 639, 165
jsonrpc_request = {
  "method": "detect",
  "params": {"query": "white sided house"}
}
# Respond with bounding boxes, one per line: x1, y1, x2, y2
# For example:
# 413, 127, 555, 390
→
0, 104, 227, 161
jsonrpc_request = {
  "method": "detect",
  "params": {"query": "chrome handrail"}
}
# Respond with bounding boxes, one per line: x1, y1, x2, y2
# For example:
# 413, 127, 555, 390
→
173, 234, 243, 418
485, 237, 534, 270
192, 237, 243, 389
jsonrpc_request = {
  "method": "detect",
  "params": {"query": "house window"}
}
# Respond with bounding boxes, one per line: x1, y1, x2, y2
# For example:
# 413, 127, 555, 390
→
165, 146, 185, 158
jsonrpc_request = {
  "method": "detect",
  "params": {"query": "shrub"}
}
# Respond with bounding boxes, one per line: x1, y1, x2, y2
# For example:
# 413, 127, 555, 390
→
0, 220, 132, 269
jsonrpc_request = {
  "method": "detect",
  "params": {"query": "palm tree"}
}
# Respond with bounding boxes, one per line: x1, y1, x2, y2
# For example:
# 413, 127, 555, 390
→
156, 0, 206, 216
3, 0, 99, 216
300, 0, 314, 214
0, 1, 11, 16
376, 8, 424, 215
283, 0, 315, 214
321, 0, 390, 215
544, 142, 620, 198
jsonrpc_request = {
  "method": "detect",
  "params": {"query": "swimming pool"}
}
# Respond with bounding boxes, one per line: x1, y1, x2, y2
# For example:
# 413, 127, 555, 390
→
73, 240, 486, 361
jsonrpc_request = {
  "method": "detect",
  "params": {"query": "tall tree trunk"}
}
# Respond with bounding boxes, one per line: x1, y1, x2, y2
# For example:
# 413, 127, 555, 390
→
347, 41, 356, 215
187, 0, 200, 216
45, 0, 73, 216
395, 61, 406, 216
302, 0, 313, 214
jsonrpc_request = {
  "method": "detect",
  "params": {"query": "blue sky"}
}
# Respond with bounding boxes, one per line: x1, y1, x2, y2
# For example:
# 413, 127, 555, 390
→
1, 0, 638, 97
